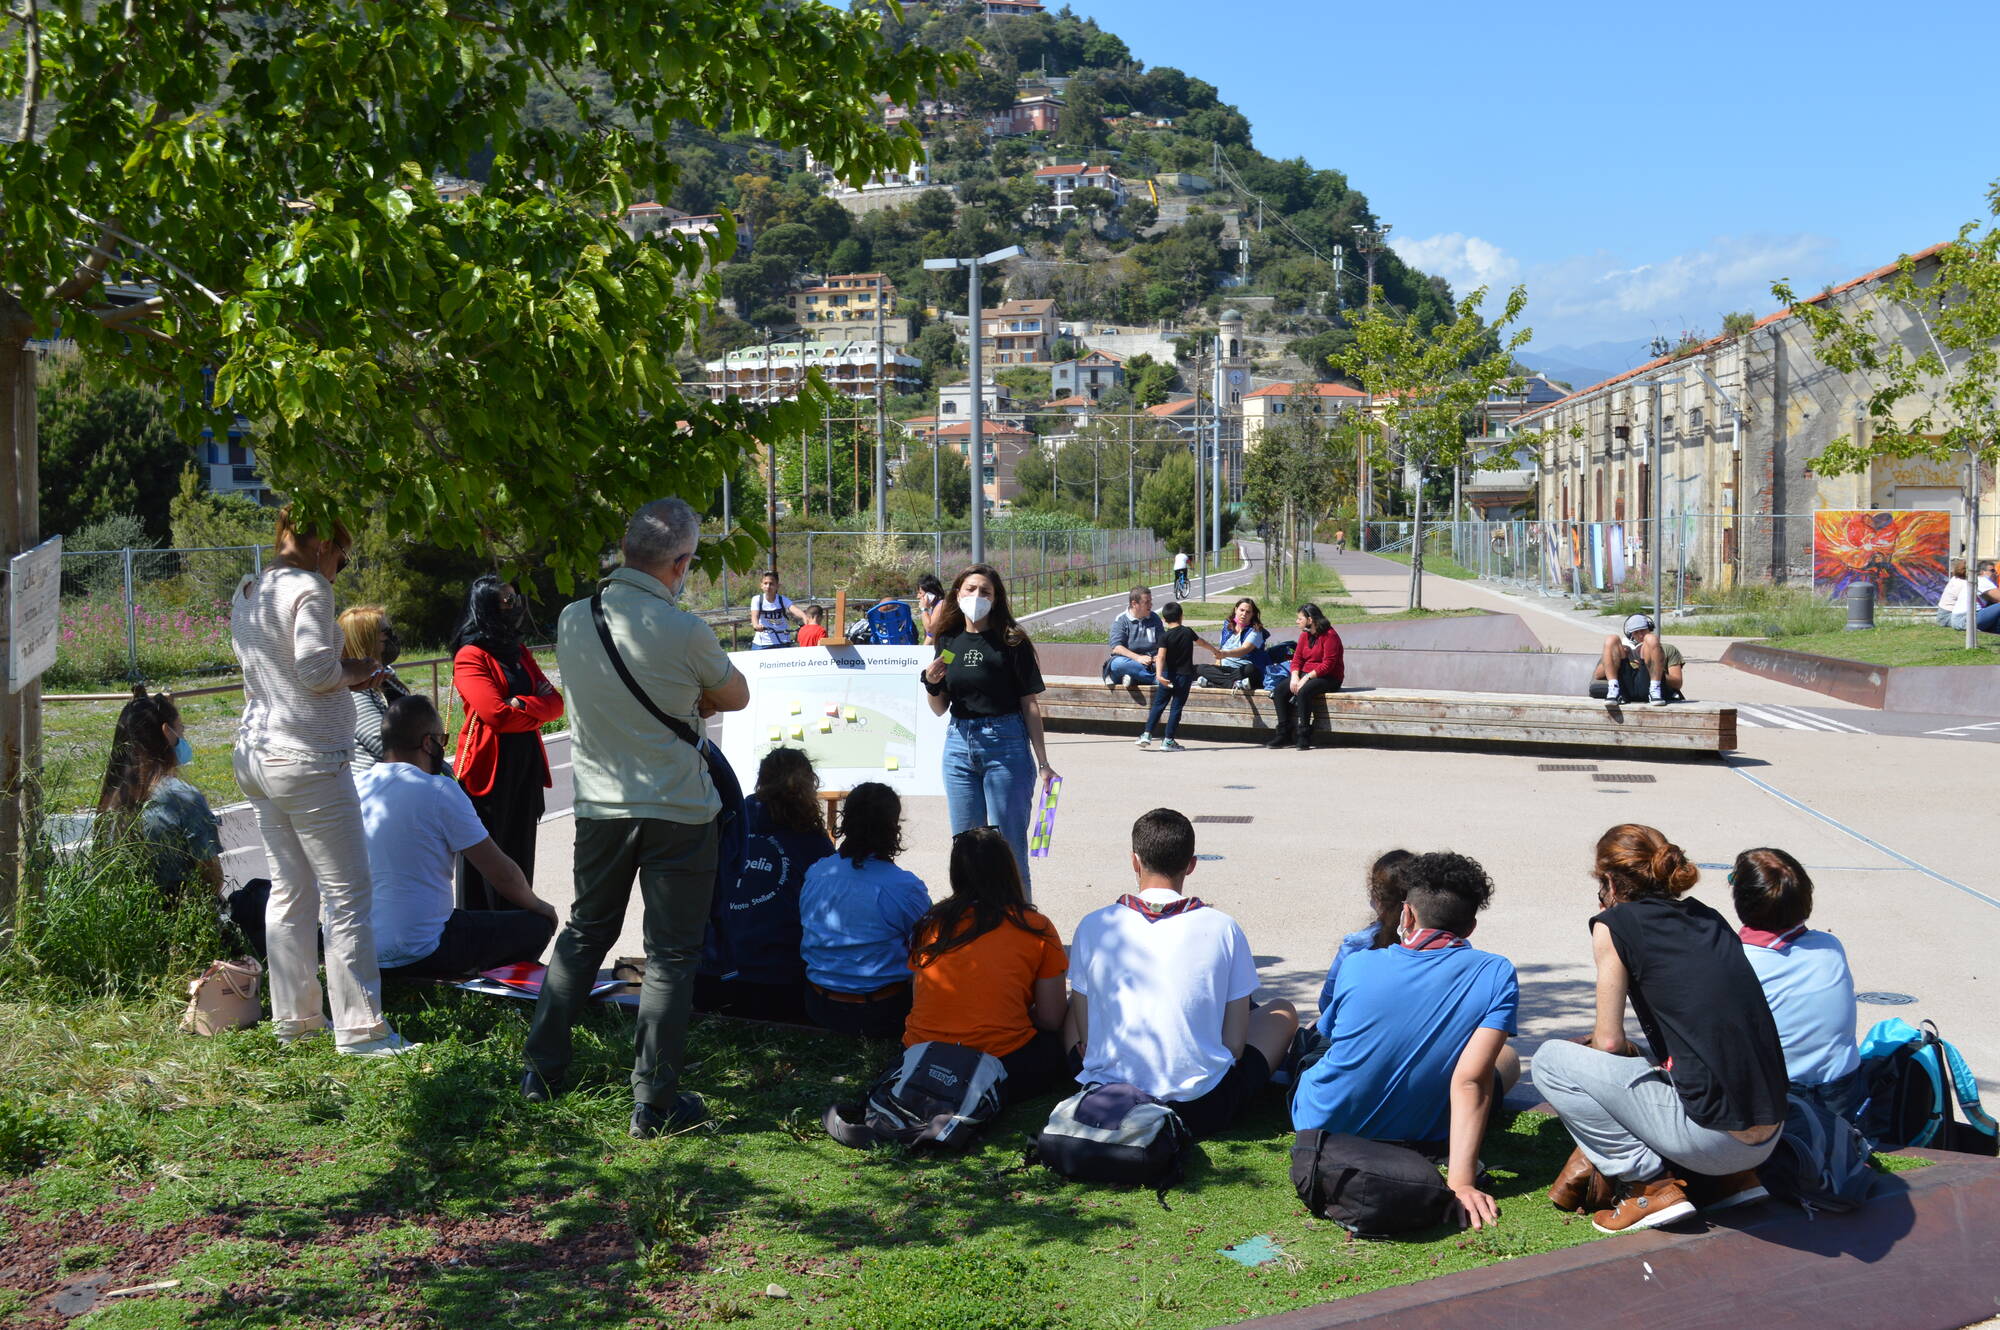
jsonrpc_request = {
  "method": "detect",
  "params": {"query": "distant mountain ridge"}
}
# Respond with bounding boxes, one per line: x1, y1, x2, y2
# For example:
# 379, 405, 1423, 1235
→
1516, 339, 1654, 392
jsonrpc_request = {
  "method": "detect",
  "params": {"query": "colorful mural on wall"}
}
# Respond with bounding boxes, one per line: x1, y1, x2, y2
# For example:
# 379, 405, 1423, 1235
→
1811, 510, 1952, 605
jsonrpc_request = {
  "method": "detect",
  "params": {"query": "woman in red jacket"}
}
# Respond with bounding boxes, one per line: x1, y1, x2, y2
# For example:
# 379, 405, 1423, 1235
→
452, 576, 564, 909
1268, 602, 1344, 751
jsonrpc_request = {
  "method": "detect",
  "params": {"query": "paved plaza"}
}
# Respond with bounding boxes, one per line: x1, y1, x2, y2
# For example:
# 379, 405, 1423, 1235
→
531, 551, 2000, 1093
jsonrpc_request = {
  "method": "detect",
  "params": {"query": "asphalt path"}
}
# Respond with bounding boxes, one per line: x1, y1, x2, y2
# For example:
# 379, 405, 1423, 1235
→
1019, 544, 1263, 636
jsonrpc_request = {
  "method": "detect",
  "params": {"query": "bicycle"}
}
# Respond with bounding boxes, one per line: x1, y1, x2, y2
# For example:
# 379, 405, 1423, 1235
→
1173, 569, 1191, 601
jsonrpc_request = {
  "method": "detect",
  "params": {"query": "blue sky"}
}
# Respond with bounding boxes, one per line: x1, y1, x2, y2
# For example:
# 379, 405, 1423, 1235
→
1062, 0, 2000, 352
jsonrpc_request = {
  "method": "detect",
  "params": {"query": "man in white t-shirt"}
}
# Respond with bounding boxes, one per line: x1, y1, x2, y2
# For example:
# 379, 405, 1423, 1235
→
749, 570, 807, 649
1064, 808, 1298, 1138
1936, 559, 1998, 630
359, 694, 558, 979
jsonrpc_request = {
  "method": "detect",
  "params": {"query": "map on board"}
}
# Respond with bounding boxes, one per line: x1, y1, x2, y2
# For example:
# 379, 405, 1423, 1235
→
719, 645, 946, 797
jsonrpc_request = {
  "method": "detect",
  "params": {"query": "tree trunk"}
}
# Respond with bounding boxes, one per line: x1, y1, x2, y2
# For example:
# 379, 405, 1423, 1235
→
0, 293, 42, 935
1409, 461, 1425, 611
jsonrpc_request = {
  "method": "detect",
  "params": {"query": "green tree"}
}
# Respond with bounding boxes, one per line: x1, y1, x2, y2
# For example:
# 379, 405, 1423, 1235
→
1330, 285, 1540, 608
35, 352, 189, 542
1138, 449, 1198, 554
1057, 85, 1108, 149
1243, 384, 1354, 601
2, 0, 965, 591
1122, 353, 1176, 407
889, 439, 970, 523
1773, 181, 2000, 650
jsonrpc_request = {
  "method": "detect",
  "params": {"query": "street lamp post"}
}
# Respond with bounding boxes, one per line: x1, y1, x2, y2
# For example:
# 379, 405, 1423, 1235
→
924, 245, 1022, 565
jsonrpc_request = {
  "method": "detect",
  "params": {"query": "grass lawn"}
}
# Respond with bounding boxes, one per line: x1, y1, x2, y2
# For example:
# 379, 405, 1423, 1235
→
0, 987, 1615, 1330
1750, 624, 2000, 668
1374, 551, 1476, 581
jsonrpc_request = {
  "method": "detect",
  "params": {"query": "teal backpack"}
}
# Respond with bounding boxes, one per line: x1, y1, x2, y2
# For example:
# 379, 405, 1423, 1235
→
1854, 1018, 1998, 1156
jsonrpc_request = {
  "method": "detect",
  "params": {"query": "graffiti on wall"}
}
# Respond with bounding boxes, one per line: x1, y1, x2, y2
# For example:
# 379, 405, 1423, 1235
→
1811, 510, 1951, 605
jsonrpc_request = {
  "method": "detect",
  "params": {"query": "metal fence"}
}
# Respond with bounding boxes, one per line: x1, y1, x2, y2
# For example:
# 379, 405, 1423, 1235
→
1361, 514, 1952, 619
54, 545, 264, 687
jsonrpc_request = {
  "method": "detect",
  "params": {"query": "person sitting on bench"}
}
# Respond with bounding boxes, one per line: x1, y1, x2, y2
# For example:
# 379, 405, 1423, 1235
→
1292, 851, 1521, 1230
1595, 613, 1684, 707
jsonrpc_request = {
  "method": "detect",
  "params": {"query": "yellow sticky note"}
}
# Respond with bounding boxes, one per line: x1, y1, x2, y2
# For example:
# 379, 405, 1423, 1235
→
818, 718, 833, 733
790, 726, 805, 740
885, 756, 900, 771
789, 700, 802, 715
767, 727, 781, 742
843, 707, 857, 721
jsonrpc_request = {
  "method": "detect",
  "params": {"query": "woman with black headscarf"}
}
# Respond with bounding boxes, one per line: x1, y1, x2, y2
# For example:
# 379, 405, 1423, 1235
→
451, 575, 564, 909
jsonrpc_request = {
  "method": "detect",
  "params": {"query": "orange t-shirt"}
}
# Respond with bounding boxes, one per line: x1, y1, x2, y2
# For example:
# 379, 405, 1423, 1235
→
903, 910, 1068, 1057
797, 624, 826, 647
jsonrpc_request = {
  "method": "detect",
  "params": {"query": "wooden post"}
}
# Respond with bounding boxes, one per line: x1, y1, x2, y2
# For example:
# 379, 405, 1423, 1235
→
830, 588, 849, 646
0, 311, 41, 933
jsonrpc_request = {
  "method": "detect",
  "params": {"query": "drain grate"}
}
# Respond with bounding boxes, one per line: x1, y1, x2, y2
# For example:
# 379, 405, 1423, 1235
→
1193, 815, 1254, 824
1856, 991, 1917, 1006
1223, 784, 1257, 790
1593, 773, 1657, 784
1538, 763, 1599, 772
1195, 853, 1226, 861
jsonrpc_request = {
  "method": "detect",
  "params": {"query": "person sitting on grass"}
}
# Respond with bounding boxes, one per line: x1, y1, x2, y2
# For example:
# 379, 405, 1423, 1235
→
1103, 585, 1164, 688
694, 747, 836, 1023
1314, 849, 1415, 1019
1136, 602, 1208, 752
901, 826, 1073, 1107
796, 603, 827, 648
799, 782, 932, 1039
1064, 808, 1299, 1139
1536, 824, 1786, 1234
356, 695, 559, 980
96, 685, 225, 907
1934, 559, 1995, 630
1291, 851, 1521, 1231
1595, 613, 1684, 707
1730, 846, 1863, 1119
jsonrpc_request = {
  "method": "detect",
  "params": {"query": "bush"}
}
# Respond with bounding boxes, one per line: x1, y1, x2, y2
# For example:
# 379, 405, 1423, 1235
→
0, 1094, 67, 1176
4, 839, 231, 999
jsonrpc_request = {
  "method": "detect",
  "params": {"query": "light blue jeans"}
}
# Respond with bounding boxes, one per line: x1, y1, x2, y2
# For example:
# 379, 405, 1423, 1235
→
1106, 656, 1156, 687
943, 711, 1038, 896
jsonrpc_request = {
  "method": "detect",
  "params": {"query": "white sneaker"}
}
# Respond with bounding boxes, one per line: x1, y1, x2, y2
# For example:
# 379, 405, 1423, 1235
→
1604, 686, 1622, 708
1161, 739, 1185, 752
337, 1031, 423, 1059
1135, 734, 1153, 749
1649, 684, 1667, 707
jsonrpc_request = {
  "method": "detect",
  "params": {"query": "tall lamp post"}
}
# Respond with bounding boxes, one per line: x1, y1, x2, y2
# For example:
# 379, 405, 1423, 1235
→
924, 245, 1022, 565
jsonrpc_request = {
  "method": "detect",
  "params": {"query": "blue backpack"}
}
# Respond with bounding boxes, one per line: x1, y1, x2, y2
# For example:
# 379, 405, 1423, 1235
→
1261, 640, 1296, 693
1759, 1090, 1875, 1215
1855, 1018, 1998, 1155
864, 599, 919, 646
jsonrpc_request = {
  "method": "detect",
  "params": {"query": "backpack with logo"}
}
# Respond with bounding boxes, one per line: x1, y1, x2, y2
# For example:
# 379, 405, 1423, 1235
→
864, 599, 919, 646
1855, 1018, 1998, 1155
1759, 1090, 1876, 1215
1289, 1130, 1469, 1237
1031, 1082, 1193, 1203
822, 1042, 1007, 1151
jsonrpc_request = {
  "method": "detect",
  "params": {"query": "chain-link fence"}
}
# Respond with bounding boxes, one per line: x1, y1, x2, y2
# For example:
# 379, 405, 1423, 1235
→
53, 546, 265, 688
1362, 514, 1956, 622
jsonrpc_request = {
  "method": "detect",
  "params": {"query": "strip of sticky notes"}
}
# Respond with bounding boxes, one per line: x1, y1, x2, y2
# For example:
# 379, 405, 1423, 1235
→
1029, 774, 1062, 859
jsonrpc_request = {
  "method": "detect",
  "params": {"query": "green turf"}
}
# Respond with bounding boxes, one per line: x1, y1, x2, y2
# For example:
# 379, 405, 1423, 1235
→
1374, 551, 1477, 581
1751, 625, 1999, 668
0, 988, 1618, 1329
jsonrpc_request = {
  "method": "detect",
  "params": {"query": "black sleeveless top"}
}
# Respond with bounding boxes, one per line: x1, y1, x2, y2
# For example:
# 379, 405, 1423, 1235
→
1595, 896, 1787, 1131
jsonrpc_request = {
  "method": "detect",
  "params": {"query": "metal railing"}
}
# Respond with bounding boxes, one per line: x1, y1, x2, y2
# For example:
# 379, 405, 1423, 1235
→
789, 527, 1165, 615
55, 545, 264, 685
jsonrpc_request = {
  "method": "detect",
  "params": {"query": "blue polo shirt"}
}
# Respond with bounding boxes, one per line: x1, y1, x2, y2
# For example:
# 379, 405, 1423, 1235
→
1293, 943, 1518, 1145
799, 854, 931, 992
1741, 929, 1861, 1088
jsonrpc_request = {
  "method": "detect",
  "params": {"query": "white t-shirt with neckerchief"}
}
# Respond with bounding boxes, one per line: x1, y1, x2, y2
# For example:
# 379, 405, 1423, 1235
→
1068, 889, 1260, 1100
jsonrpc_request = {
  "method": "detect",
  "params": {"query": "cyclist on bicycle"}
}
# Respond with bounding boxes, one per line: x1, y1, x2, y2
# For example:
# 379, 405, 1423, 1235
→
1172, 549, 1191, 600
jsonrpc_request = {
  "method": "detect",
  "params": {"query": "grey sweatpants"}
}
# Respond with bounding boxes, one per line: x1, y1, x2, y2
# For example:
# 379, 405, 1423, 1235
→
1532, 1038, 1779, 1182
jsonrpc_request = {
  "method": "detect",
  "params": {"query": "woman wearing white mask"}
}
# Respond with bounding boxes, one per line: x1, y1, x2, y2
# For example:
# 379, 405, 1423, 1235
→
921, 564, 1057, 897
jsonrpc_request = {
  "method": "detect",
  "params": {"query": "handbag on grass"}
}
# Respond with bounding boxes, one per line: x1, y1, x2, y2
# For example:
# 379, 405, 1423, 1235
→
181, 957, 263, 1036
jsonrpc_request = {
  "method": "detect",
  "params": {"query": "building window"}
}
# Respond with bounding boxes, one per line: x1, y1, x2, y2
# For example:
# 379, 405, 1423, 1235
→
1689, 406, 1703, 430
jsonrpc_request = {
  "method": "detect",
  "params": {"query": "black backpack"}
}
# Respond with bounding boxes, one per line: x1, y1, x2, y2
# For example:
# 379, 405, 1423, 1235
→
1855, 1018, 1999, 1156
822, 1042, 1007, 1151
1289, 1131, 1469, 1237
1032, 1083, 1193, 1204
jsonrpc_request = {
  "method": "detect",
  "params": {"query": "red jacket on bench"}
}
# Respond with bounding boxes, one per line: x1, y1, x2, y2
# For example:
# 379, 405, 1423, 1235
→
1291, 626, 1344, 687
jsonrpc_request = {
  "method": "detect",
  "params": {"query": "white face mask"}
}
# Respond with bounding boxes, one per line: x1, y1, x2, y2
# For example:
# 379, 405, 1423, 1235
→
959, 593, 993, 623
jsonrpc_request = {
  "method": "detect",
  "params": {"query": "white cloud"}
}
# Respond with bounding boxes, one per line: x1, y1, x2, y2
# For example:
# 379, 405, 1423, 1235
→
1390, 232, 1520, 290
1391, 231, 1844, 349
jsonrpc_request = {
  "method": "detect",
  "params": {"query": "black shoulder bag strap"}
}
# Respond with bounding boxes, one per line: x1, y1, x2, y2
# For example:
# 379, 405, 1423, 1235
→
590, 588, 702, 749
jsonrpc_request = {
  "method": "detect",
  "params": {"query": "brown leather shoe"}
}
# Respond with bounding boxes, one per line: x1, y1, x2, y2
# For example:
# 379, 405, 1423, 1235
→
1591, 1175, 1696, 1234
1685, 1168, 1769, 1213
1548, 1147, 1615, 1213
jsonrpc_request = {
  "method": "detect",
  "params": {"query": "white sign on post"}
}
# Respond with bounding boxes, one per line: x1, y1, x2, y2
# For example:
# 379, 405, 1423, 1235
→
8, 535, 62, 693
718, 645, 945, 798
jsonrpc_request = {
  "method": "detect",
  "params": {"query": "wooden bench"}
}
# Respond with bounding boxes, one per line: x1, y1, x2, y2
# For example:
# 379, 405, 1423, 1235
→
1036, 680, 1737, 754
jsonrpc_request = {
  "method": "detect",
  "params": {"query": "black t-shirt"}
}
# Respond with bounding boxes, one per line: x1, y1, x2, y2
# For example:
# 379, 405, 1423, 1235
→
1159, 624, 1197, 676
935, 628, 1045, 719
1595, 895, 1788, 1131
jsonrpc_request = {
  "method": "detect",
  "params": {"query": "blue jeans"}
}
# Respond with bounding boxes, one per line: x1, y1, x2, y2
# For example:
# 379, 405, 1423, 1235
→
1106, 655, 1156, 686
1145, 670, 1194, 740
943, 712, 1038, 895
1978, 602, 2000, 634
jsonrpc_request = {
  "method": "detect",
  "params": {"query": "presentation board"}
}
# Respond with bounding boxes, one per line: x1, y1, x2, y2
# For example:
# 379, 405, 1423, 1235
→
718, 645, 945, 797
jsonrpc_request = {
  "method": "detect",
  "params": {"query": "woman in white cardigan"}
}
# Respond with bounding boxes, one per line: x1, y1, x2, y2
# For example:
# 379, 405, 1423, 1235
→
230, 510, 415, 1057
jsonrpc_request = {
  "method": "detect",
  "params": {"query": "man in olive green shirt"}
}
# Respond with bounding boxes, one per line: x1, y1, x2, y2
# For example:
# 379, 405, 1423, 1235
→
525, 498, 749, 1137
